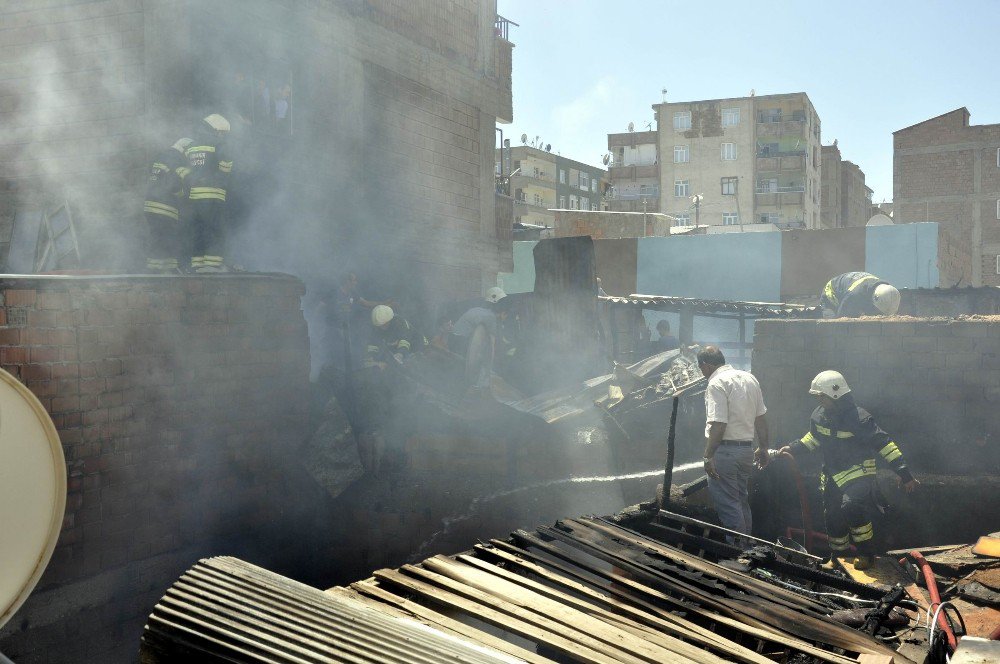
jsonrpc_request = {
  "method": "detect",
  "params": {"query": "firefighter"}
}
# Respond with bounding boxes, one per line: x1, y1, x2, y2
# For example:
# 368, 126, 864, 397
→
143, 138, 192, 273
186, 114, 233, 273
364, 305, 425, 370
777, 371, 919, 570
820, 272, 900, 317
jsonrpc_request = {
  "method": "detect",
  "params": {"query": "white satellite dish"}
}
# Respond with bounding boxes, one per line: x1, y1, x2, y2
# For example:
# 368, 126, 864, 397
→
0, 368, 66, 630
520, 133, 528, 144
627, 122, 635, 132
602, 153, 610, 166
867, 213, 894, 227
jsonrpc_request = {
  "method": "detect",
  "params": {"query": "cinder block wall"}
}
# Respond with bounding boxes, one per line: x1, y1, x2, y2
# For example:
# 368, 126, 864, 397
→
753, 318, 1000, 474
0, 275, 311, 663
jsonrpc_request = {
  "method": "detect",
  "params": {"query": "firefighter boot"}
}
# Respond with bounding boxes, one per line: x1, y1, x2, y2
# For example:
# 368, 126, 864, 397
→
821, 557, 842, 571
854, 555, 874, 571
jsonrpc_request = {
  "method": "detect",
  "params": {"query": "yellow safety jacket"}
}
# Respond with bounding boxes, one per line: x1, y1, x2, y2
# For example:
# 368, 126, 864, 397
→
789, 397, 914, 489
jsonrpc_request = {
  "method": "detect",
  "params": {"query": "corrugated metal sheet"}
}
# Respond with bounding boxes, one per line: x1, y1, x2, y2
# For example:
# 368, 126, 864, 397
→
602, 294, 822, 318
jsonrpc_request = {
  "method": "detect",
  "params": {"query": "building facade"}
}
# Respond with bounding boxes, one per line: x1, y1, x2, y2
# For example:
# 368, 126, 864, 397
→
606, 130, 659, 213
0, 0, 514, 309
821, 143, 874, 228
647, 92, 821, 230
894, 108, 1000, 286
499, 145, 605, 228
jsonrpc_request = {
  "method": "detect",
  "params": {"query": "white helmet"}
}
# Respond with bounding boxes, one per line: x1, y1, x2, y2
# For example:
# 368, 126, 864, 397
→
172, 137, 193, 153
809, 370, 851, 400
371, 304, 394, 327
203, 114, 231, 132
872, 284, 900, 315
486, 286, 507, 303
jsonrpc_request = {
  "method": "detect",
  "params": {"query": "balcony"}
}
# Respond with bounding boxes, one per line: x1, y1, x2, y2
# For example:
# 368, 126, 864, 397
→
510, 172, 556, 186
755, 192, 805, 206
756, 120, 808, 138
607, 186, 659, 201
755, 185, 805, 194
756, 155, 807, 172
609, 163, 658, 180
607, 199, 660, 213
491, 15, 516, 123
757, 111, 807, 124
608, 131, 658, 148
495, 192, 514, 271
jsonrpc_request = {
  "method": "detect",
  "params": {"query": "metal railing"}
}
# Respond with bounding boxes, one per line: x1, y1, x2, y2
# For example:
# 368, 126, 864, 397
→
607, 188, 660, 201
756, 149, 806, 158
757, 112, 807, 124
495, 15, 518, 41
755, 185, 805, 194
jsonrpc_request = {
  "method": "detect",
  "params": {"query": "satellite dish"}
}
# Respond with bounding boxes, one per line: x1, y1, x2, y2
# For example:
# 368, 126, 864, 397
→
520, 133, 528, 144
867, 213, 894, 227
545, 144, 551, 152
0, 367, 65, 630
627, 122, 635, 132
602, 154, 610, 166
502, 138, 510, 148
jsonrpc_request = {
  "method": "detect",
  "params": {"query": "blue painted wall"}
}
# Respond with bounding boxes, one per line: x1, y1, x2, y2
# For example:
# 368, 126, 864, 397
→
498, 241, 538, 293
865, 222, 940, 289
636, 233, 783, 302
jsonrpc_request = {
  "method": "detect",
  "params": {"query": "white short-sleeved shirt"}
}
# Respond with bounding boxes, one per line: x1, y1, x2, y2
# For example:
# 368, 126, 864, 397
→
704, 365, 767, 440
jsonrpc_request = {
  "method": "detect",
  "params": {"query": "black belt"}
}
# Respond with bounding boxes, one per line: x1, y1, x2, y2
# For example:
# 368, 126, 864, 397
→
721, 440, 753, 447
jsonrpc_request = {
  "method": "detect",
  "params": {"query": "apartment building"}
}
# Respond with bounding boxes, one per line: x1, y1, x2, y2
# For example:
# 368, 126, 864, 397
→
606, 130, 659, 213
821, 143, 874, 228
894, 108, 1000, 286
650, 92, 822, 229
499, 145, 605, 227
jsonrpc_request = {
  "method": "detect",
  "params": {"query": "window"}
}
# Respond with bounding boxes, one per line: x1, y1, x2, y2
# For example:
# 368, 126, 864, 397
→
559, 195, 566, 208
674, 180, 689, 197
721, 143, 737, 160
759, 108, 782, 123
723, 213, 740, 225
674, 213, 691, 227
591, 202, 599, 211
759, 213, 779, 224
722, 107, 740, 127
721, 177, 737, 195
533, 166, 540, 178
591, 179, 598, 193
996, 255, 1000, 275
559, 169, 567, 184
533, 193, 542, 206
639, 184, 656, 197
495, 161, 502, 175
759, 142, 779, 157
673, 111, 692, 131
581, 196, 589, 209
570, 195, 578, 209
673, 145, 689, 163
580, 172, 589, 189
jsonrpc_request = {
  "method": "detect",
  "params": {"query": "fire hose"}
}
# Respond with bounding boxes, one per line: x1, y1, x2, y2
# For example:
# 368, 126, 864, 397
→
909, 550, 958, 651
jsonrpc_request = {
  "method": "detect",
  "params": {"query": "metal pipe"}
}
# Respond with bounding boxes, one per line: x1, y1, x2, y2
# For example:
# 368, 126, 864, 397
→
910, 550, 958, 650
661, 396, 679, 507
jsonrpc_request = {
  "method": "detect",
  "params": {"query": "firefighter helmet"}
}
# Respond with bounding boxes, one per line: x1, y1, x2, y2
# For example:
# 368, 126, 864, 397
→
203, 114, 231, 132
872, 284, 901, 316
808, 370, 851, 400
171, 137, 193, 153
372, 305, 394, 327
486, 286, 507, 303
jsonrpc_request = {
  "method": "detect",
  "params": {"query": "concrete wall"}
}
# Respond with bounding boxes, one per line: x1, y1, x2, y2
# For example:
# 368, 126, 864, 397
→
0, 275, 311, 662
779, 226, 867, 302
866, 223, 940, 290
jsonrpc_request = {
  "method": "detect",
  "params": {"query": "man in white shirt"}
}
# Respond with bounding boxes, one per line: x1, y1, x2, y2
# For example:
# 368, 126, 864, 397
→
698, 346, 770, 540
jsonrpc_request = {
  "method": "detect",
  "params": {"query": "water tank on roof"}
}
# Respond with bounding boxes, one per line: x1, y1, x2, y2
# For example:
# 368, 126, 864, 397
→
0, 368, 66, 631
867, 213, 894, 227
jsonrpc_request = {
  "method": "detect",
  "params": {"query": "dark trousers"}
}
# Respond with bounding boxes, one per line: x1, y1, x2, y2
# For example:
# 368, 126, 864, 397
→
190, 198, 225, 259
145, 212, 182, 264
823, 476, 878, 556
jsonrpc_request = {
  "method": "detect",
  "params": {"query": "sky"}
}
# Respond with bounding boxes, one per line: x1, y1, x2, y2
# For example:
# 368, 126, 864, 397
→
496, 0, 1000, 203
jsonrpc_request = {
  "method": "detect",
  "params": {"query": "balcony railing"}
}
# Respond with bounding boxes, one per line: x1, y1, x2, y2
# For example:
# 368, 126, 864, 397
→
755, 185, 805, 194
756, 149, 806, 158
607, 187, 659, 201
757, 112, 807, 124
495, 14, 518, 41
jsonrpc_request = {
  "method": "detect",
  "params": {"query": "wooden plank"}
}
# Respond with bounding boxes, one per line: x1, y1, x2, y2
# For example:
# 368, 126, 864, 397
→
539, 523, 907, 662
455, 551, 766, 664
372, 568, 621, 664
342, 583, 547, 664
498, 534, 859, 664
423, 555, 706, 664
469, 545, 777, 664
393, 564, 658, 664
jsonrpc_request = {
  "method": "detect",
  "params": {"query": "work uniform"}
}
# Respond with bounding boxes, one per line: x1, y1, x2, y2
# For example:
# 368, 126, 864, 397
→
143, 146, 190, 271
364, 317, 424, 368
820, 272, 888, 317
186, 127, 232, 271
451, 307, 498, 389
788, 395, 914, 556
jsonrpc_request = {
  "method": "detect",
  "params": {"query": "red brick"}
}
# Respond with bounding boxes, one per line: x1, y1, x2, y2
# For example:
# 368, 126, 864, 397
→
52, 395, 81, 413
50, 363, 80, 379
1, 346, 29, 364
5, 289, 36, 307
0, 310, 7, 326
22, 364, 51, 381
38, 292, 71, 310
0, 328, 22, 345
29, 347, 60, 363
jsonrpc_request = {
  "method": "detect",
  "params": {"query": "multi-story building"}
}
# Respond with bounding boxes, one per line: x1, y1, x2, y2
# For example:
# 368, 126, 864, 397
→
498, 145, 605, 227
648, 92, 822, 229
821, 142, 874, 228
606, 129, 659, 213
894, 108, 1000, 286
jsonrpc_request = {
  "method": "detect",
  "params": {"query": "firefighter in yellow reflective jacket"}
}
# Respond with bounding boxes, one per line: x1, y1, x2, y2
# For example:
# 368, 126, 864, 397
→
364, 305, 426, 369
143, 138, 192, 273
186, 114, 233, 273
778, 371, 919, 571
820, 271, 900, 317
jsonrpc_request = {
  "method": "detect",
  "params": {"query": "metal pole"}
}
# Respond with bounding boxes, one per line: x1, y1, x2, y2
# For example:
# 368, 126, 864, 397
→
662, 396, 680, 507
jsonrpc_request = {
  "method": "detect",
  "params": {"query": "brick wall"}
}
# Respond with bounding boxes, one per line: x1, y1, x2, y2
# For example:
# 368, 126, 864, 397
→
0, 274, 311, 663
554, 210, 671, 239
